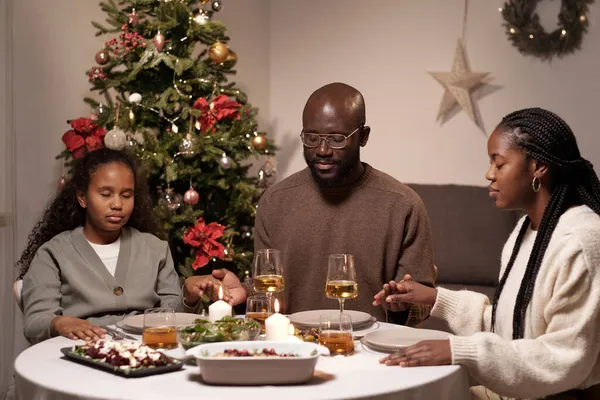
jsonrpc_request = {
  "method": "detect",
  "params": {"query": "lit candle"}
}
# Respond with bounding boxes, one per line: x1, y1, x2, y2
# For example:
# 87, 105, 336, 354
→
265, 299, 290, 341
285, 323, 302, 342
208, 286, 232, 323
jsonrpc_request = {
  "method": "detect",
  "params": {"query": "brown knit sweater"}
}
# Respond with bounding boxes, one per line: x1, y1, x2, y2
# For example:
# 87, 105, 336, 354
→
254, 163, 435, 325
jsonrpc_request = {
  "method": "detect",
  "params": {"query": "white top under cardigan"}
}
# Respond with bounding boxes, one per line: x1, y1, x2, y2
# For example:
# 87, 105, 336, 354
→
432, 205, 600, 399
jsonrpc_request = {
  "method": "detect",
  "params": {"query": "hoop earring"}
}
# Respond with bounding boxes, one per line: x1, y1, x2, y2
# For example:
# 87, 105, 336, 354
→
532, 176, 541, 192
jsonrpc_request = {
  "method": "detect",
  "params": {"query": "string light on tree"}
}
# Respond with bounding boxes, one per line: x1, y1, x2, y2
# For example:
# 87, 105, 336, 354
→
223, 246, 234, 261
194, 9, 210, 25
240, 225, 252, 239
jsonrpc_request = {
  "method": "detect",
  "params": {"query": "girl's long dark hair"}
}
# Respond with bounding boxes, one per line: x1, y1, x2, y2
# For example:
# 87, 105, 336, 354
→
16, 148, 163, 278
490, 108, 600, 339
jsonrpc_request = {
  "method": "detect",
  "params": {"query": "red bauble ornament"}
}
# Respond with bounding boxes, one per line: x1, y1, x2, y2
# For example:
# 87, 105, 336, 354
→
153, 32, 165, 52
184, 187, 200, 206
95, 50, 110, 65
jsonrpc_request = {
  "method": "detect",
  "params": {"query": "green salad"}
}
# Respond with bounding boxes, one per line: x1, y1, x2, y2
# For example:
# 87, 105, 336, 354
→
178, 316, 260, 349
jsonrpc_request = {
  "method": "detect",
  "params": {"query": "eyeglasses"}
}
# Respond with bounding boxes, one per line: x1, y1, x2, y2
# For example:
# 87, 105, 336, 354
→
300, 125, 363, 150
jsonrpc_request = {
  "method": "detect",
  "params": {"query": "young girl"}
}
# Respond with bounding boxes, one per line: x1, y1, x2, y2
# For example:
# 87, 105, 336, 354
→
19, 149, 190, 344
374, 108, 600, 399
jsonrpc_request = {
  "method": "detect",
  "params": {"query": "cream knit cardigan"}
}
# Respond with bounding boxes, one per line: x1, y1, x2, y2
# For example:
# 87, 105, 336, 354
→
431, 206, 600, 399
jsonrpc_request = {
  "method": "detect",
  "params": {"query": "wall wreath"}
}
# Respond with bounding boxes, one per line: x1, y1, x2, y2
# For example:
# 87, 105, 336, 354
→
501, 0, 595, 60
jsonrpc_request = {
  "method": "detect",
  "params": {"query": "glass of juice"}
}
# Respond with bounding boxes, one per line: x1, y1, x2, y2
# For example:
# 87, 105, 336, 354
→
318, 313, 354, 357
245, 295, 274, 334
142, 308, 177, 349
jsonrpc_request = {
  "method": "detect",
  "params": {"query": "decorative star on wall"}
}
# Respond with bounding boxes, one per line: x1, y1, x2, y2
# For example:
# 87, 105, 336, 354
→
428, 40, 492, 132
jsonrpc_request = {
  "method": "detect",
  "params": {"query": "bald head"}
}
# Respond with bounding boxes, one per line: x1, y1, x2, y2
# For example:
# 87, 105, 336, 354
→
302, 83, 366, 129
301, 83, 370, 188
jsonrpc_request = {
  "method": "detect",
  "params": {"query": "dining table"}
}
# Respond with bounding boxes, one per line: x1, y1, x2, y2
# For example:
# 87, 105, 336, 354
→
14, 320, 471, 400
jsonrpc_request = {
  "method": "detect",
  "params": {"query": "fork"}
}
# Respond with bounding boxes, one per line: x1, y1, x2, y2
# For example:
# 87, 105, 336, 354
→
108, 330, 126, 340
101, 326, 136, 341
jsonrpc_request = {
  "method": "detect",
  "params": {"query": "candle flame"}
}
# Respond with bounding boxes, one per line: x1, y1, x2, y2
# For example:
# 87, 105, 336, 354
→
218, 285, 223, 300
274, 298, 280, 313
288, 324, 295, 335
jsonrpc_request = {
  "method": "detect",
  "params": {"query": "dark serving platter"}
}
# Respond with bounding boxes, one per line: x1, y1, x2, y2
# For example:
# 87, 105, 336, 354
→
60, 347, 184, 378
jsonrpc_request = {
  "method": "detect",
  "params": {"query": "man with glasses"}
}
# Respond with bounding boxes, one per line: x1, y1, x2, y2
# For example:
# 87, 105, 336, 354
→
250, 82, 435, 326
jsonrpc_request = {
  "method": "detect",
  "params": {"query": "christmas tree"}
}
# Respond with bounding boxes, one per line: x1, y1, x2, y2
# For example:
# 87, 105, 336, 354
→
57, 0, 277, 280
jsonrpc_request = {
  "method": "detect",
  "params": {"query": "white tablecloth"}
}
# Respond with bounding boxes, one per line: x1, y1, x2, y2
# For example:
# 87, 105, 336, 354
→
15, 323, 470, 400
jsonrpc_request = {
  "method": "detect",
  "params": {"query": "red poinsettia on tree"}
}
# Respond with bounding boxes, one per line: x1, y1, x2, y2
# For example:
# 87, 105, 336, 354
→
183, 217, 226, 269
61, 117, 106, 159
192, 94, 241, 133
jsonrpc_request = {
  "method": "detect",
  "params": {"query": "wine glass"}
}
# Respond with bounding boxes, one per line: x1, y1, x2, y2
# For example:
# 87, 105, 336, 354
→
325, 254, 358, 313
252, 249, 284, 314
245, 294, 274, 334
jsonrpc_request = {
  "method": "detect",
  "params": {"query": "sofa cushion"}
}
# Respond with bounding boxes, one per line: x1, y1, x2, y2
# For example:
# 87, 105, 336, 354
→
408, 184, 520, 286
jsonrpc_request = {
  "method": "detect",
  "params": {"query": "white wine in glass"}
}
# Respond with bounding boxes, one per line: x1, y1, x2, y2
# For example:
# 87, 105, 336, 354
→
325, 280, 358, 299
325, 254, 357, 313
253, 274, 285, 293
252, 249, 284, 313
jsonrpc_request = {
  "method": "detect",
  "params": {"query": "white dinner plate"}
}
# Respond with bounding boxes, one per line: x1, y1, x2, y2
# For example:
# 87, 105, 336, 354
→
289, 309, 374, 329
121, 312, 206, 333
363, 327, 450, 352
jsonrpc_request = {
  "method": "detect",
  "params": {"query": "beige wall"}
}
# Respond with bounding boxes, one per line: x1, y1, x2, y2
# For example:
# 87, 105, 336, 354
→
269, 0, 600, 185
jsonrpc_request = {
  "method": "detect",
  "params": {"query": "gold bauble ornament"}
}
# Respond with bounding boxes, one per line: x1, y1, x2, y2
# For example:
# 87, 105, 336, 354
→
219, 49, 237, 69
208, 41, 229, 64
251, 135, 268, 151
95, 50, 110, 65
199, 0, 210, 3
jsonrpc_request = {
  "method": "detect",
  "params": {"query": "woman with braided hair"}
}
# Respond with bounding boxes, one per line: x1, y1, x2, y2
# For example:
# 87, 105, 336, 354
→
373, 108, 600, 399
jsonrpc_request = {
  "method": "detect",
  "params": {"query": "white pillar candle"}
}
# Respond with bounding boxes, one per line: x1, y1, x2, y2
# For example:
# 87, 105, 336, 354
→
265, 299, 290, 341
285, 323, 302, 342
208, 286, 232, 323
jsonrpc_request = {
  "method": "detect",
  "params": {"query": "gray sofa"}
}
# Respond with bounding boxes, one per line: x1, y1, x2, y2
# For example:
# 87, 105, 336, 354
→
407, 184, 522, 332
